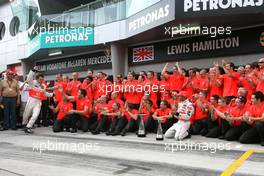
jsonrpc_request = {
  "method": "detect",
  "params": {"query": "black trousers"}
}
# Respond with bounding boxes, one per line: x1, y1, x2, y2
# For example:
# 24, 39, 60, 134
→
89, 113, 99, 131
144, 116, 156, 133
206, 115, 221, 138
48, 98, 56, 124
51, 101, 59, 123
92, 115, 111, 132
122, 116, 165, 133
191, 118, 208, 135
0, 106, 3, 126
256, 121, 264, 142
154, 120, 173, 134
37, 100, 48, 126
220, 119, 230, 136
3, 97, 17, 129
16, 104, 21, 125
122, 118, 139, 133
224, 122, 250, 141
239, 122, 264, 144
108, 116, 128, 134
72, 102, 77, 110
53, 117, 71, 132
67, 113, 92, 132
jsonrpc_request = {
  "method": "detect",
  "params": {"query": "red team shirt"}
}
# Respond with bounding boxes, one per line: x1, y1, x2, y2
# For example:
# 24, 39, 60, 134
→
168, 74, 184, 91
159, 80, 171, 101
168, 98, 179, 108
137, 80, 146, 101
139, 105, 155, 121
94, 102, 110, 120
256, 69, 264, 93
182, 77, 200, 98
94, 79, 108, 99
193, 100, 209, 121
209, 76, 223, 98
222, 72, 240, 97
81, 80, 93, 102
145, 79, 159, 105
229, 105, 247, 126
67, 80, 81, 100
108, 99, 125, 109
124, 109, 139, 121
198, 77, 209, 91
155, 108, 172, 124
124, 80, 141, 104
54, 81, 67, 102
57, 102, 73, 120
246, 103, 264, 126
214, 105, 229, 124
75, 98, 92, 118
240, 77, 255, 96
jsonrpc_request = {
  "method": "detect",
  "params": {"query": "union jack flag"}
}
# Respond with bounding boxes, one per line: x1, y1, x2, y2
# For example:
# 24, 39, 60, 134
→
133, 45, 154, 63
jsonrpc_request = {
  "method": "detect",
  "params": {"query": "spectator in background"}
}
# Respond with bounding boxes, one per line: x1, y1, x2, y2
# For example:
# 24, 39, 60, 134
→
0, 70, 20, 131
14, 74, 23, 127
19, 76, 29, 129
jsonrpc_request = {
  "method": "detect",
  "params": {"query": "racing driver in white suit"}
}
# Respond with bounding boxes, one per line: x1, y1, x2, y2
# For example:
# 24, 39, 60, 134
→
165, 91, 194, 140
23, 66, 53, 134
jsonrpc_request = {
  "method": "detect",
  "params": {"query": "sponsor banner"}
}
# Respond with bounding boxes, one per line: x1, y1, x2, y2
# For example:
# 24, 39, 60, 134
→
128, 26, 264, 65
175, 0, 264, 18
41, 27, 94, 48
36, 52, 111, 75
28, 27, 94, 56
126, 0, 175, 37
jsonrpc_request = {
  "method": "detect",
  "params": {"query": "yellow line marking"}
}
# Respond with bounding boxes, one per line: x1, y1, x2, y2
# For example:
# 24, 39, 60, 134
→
220, 149, 254, 176
254, 149, 264, 153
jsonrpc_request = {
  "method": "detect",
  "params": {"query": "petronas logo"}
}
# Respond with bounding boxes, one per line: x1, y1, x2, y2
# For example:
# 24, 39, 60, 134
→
260, 32, 264, 47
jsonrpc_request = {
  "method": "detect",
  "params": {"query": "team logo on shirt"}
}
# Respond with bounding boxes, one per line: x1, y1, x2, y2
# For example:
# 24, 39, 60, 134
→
260, 32, 264, 47
133, 45, 154, 63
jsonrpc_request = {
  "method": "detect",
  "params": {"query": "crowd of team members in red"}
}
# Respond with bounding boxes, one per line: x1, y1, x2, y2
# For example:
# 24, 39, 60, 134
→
47, 57, 264, 146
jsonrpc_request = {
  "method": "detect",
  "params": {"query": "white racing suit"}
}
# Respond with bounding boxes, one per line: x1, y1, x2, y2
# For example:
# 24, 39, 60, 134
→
165, 99, 194, 140
23, 70, 53, 128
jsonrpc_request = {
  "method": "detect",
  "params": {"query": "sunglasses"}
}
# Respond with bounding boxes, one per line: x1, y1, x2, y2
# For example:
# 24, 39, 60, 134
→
258, 62, 264, 64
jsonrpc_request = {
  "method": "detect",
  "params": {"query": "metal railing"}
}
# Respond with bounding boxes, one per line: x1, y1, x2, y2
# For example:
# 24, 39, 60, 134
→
27, 0, 161, 40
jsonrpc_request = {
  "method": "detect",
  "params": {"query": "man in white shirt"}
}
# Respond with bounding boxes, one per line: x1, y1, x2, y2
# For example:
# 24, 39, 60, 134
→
19, 77, 29, 128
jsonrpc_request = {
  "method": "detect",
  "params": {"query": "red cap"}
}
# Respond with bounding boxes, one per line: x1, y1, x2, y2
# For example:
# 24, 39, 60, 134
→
177, 91, 188, 97
5, 69, 15, 75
